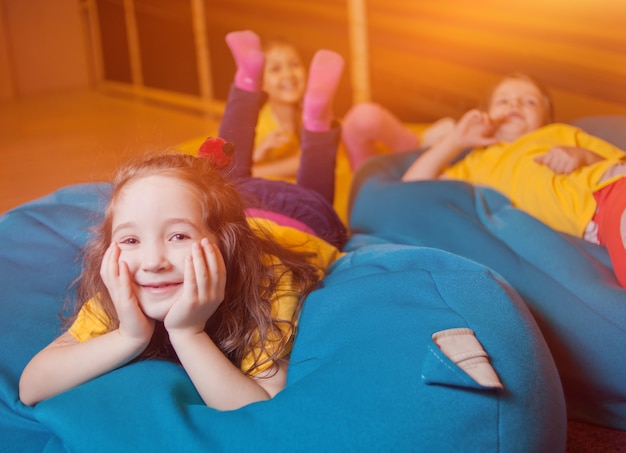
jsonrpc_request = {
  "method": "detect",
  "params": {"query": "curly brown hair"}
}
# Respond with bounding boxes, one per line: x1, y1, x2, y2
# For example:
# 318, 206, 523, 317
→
72, 153, 322, 375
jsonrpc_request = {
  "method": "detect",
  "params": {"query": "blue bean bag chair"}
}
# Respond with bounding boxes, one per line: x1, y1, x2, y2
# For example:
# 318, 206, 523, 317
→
346, 117, 626, 431
0, 182, 565, 451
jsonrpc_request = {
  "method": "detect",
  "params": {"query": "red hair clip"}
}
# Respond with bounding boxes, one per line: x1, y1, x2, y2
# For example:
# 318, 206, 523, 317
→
197, 137, 234, 169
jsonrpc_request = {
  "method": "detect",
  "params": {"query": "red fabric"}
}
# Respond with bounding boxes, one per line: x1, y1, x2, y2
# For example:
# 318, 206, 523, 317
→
593, 177, 626, 287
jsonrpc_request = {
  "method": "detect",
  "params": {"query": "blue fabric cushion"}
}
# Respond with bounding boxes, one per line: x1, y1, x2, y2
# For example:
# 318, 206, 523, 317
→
348, 150, 626, 430
0, 183, 565, 451
0, 183, 109, 451
569, 115, 626, 151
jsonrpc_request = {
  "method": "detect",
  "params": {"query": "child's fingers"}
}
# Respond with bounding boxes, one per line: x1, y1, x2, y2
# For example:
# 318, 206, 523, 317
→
188, 239, 226, 304
180, 239, 226, 306
183, 251, 197, 303
100, 242, 120, 284
100, 243, 113, 277
203, 240, 227, 300
117, 259, 134, 302
213, 242, 227, 288
114, 260, 154, 340
190, 240, 209, 300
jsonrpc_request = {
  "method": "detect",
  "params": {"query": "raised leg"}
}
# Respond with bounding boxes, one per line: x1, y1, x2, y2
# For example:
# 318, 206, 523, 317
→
341, 102, 420, 170
297, 50, 344, 204
219, 31, 266, 178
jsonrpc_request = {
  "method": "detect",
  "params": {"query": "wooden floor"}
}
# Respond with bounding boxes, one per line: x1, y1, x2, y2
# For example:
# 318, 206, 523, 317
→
0, 90, 219, 214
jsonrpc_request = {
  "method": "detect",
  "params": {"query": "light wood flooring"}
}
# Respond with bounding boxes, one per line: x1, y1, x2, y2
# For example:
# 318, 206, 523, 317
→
0, 90, 219, 214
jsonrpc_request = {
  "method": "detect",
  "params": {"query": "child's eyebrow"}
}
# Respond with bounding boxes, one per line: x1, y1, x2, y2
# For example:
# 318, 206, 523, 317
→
163, 218, 202, 231
111, 219, 201, 236
112, 221, 134, 236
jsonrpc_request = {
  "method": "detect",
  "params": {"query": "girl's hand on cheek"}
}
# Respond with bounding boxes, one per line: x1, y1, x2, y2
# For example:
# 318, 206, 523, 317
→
164, 238, 227, 335
100, 243, 155, 344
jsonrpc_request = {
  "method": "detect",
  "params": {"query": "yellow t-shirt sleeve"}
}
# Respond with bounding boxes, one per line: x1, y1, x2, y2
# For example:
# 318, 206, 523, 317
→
68, 297, 111, 342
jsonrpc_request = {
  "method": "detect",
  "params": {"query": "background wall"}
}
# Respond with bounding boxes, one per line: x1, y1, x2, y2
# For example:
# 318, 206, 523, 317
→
366, 0, 626, 122
203, 0, 353, 115
1, 0, 625, 122
0, 0, 92, 100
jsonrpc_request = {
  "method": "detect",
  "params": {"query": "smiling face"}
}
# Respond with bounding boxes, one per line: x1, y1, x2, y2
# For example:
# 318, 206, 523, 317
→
488, 77, 551, 142
110, 174, 213, 321
262, 42, 306, 105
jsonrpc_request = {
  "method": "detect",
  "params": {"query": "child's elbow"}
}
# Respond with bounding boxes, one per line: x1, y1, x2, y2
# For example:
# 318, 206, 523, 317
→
19, 384, 38, 406
18, 371, 43, 406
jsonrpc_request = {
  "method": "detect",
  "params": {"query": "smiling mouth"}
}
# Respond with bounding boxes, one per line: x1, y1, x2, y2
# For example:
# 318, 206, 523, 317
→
140, 282, 182, 293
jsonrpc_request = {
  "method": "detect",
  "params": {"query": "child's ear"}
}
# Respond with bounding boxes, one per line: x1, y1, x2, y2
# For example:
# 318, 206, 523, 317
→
197, 137, 234, 169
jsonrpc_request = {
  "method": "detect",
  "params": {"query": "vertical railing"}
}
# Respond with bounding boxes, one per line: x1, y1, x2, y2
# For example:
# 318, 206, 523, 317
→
0, 0, 16, 99
81, 0, 372, 114
190, 0, 213, 105
347, 0, 371, 103
78, 0, 104, 89
123, 0, 143, 91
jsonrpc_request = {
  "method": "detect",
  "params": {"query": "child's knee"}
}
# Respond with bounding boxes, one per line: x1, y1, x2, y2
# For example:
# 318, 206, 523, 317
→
343, 102, 386, 134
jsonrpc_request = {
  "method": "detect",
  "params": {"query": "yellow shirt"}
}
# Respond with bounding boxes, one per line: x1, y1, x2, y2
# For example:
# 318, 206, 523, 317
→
444, 123, 626, 237
69, 217, 343, 376
254, 103, 300, 164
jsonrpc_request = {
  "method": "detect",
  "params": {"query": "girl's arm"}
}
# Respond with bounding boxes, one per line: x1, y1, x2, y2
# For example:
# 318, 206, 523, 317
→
402, 133, 468, 181
165, 239, 284, 409
19, 328, 150, 406
402, 109, 500, 182
168, 330, 287, 410
20, 242, 154, 406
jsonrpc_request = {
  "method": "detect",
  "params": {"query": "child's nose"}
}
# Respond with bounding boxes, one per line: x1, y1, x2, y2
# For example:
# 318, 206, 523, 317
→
281, 66, 296, 78
141, 245, 170, 272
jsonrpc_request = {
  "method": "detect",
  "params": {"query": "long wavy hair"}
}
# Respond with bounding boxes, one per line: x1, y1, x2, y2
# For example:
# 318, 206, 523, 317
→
72, 153, 322, 375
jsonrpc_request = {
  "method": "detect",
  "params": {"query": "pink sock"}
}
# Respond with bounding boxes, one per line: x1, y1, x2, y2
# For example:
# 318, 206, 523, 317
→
225, 30, 264, 92
302, 50, 344, 132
